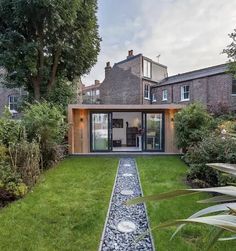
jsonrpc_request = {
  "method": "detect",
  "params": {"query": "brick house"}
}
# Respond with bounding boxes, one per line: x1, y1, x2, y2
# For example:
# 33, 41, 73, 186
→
81, 50, 235, 111
151, 64, 236, 111
82, 50, 168, 105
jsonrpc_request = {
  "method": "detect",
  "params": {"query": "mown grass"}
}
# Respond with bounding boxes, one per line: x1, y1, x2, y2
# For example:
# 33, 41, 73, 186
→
137, 156, 234, 251
0, 157, 118, 251
1, 156, 234, 251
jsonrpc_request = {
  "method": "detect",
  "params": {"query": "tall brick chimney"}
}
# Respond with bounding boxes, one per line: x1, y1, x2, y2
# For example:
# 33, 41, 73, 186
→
105, 62, 111, 78
127, 50, 133, 59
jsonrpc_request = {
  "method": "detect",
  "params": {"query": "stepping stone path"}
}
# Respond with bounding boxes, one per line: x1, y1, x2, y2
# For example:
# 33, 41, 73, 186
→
99, 158, 155, 251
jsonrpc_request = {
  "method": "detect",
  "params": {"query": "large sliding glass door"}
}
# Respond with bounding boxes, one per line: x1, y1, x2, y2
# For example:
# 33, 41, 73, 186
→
90, 111, 164, 152
91, 112, 112, 151
143, 112, 164, 151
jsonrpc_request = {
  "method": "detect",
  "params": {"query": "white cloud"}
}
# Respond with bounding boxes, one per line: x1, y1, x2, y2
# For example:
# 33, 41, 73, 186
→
82, 0, 236, 85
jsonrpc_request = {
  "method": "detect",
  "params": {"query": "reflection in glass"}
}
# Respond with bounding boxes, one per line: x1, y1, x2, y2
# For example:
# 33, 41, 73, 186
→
146, 113, 162, 150
92, 113, 109, 151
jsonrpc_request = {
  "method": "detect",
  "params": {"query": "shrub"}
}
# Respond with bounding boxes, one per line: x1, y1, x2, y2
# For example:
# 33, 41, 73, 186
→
0, 163, 27, 207
185, 134, 236, 164
8, 139, 41, 188
22, 102, 67, 168
186, 164, 219, 188
0, 145, 8, 162
46, 79, 77, 111
0, 111, 24, 147
174, 103, 213, 152
4, 182, 28, 197
185, 133, 236, 187
217, 119, 236, 134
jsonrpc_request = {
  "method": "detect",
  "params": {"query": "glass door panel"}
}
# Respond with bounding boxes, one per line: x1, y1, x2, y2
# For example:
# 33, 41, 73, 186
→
145, 113, 163, 151
91, 113, 111, 151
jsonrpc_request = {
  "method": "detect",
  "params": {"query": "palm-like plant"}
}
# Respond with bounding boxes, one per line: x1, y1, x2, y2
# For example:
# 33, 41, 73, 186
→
126, 163, 236, 250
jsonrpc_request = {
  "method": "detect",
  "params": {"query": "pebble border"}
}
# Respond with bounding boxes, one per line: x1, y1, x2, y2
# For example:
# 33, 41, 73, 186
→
98, 158, 155, 251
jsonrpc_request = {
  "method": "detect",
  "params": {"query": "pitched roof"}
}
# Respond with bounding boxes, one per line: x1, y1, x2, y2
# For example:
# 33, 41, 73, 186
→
114, 54, 142, 66
159, 63, 229, 85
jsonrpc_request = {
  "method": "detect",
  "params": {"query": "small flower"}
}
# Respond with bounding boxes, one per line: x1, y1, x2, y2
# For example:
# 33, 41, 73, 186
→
221, 129, 227, 135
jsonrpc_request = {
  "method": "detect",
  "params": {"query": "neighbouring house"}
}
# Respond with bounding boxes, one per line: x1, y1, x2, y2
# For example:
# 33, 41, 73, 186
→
151, 64, 236, 112
81, 80, 101, 104
81, 50, 235, 110
0, 83, 26, 117
0, 66, 27, 117
81, 50, 168, 105
69, 50, 235, 154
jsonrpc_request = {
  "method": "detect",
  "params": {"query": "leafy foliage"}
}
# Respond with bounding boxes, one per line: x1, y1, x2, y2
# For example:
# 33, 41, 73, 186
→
184, 123, 236, 187
223, 28, 236, 78
0, 102, 65, 207
0, 0, 100, 100
46, 78, 77, 110
185, 134, 236, 165
22, 101, 66, 168
174, 103, 213, 152
0, 155, 28, 206
0, 109, 24, 147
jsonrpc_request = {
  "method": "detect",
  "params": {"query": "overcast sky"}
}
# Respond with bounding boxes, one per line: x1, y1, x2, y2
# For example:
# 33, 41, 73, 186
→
82, 0, 236, 85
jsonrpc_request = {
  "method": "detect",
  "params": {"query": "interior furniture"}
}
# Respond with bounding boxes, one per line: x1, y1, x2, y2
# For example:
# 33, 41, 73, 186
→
126, 127, 138, 146
113, 139, 122, 147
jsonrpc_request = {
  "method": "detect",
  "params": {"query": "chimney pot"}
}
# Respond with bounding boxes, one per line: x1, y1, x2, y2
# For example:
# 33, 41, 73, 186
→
106, 62, 111, 67
127, 50, 134, 59
95, 80, 100, 85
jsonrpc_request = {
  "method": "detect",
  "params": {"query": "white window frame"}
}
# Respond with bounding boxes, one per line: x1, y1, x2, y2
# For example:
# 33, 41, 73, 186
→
181, 85, 190, 101
152, 93, 157, 102
95, 89, 100, 95
162, 89, 168, 101
8, 95, 18, 112
144, 84, 150, 100
143, 59, 151, 78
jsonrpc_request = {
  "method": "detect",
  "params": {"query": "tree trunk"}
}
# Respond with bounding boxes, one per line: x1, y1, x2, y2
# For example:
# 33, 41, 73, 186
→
47, 47, 61, 94
32, 77, 41, 100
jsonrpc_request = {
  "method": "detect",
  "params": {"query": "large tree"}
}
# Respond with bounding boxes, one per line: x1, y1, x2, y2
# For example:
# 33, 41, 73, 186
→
0, 0, 100, 100
223, 28, 236, 78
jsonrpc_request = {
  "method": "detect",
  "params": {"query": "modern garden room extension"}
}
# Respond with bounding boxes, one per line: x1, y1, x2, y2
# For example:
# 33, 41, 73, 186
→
68, 104, 184, 154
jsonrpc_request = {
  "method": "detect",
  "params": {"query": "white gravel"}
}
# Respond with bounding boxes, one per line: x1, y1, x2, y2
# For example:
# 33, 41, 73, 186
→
99, 158, 155, 251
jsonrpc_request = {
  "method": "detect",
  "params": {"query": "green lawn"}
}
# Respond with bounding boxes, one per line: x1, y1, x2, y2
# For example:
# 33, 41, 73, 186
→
0, 157, 118, 251
0, 156, 234, 251
137, 156, 234, 251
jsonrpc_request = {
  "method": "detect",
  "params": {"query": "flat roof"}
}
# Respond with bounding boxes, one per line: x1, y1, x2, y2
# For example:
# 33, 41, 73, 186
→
68, 104, 185, 110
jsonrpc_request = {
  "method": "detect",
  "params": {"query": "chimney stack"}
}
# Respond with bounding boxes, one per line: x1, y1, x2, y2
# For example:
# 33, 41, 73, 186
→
127, 50, 134, 59
105, 61, 111, 78
95, 80, 100, 85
